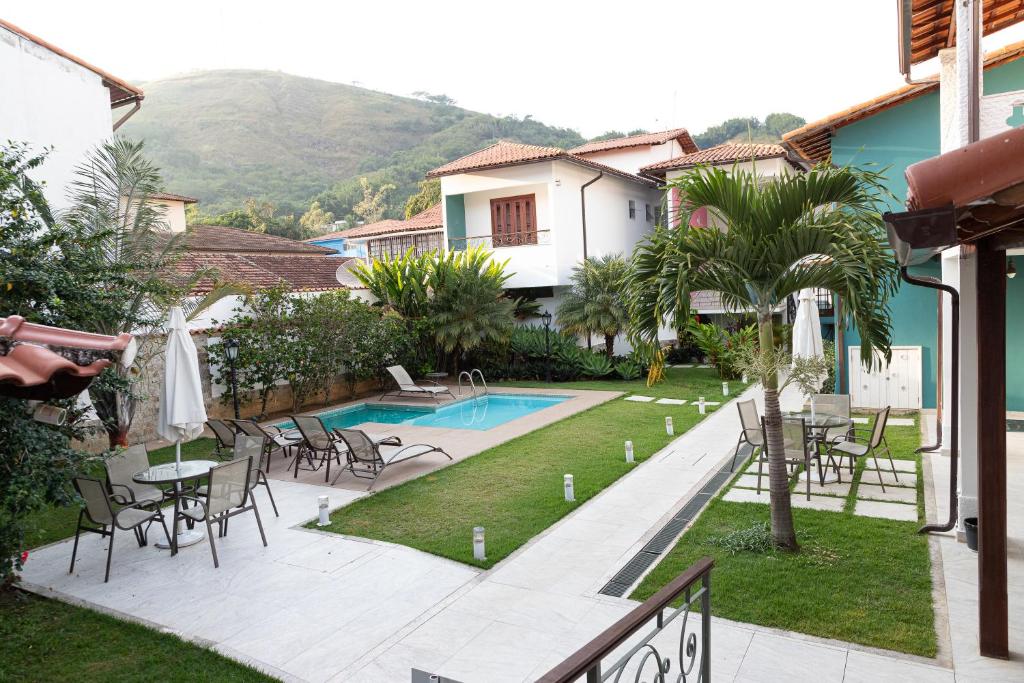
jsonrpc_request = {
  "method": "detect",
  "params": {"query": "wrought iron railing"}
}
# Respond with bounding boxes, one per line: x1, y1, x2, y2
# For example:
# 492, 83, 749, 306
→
539, 556, 713, 683
448, 230, 552, 250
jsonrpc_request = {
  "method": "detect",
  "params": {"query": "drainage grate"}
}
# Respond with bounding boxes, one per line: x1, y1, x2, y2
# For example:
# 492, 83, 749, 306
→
598, 444, 752, 597
1009, 419, 1024, 433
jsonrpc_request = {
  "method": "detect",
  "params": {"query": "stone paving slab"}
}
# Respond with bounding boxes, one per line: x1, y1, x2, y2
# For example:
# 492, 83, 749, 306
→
724, 486, 846, 512
655, 398, 687, 405
851, 416, 914, 426
856, 482, 917, 504
854, 499, 918, 521
624, 395, 655, 402
863, 470, 917, 487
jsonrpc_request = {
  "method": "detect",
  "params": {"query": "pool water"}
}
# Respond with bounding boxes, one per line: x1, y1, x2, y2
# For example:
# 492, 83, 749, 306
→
279, 393, 570, 432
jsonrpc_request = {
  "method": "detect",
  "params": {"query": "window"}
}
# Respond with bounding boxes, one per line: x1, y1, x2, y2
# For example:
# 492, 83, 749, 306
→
628, 200, 636, 219
490, 194, 538, 246
367, 231, 444, 260
645, 203, 653, 222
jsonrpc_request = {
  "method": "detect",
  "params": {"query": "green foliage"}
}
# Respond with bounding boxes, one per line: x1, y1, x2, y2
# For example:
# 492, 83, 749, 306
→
556, 255, 630, 358
614, 358, 643, 381
299, 200, 335, 236
576, 351, 614, 378
711, 521, 774, 555
352, 177, 396, 224
404, 179, 441, 218
692, 112, 806, 148
121, 70, 585, 217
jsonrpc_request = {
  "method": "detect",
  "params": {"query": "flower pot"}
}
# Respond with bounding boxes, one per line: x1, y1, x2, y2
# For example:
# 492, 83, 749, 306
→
964, 517, 978, 551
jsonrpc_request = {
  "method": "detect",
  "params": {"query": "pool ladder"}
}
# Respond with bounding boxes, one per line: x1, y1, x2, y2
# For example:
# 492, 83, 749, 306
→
458, 369, 488, 397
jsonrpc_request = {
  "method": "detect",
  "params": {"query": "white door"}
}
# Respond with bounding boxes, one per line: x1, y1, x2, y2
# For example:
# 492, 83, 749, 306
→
848, 346, 922, 409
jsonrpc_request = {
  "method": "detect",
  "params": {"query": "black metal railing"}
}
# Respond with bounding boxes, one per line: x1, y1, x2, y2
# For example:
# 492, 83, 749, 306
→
448, 229, 552, 250
539, 556, 713, 683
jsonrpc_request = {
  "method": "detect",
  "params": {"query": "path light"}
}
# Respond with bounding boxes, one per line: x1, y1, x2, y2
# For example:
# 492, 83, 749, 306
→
564, 474, 575, 502
317, 495, 330, 526
625, 440, 634, 463
665, 416, 674, 436
742, 373, 748, 383
722, 381, 729, 396
473, 526, 486, 561
698, 397, 706, 415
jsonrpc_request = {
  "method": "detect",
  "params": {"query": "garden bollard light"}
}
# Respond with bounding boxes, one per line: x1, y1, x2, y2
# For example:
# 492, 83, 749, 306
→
698, 397, 706, 415
564, 474, 575, 501
625, 440, 634, 463
473, 526, 486, 561
722, 381, 729, 396
665, 416, 674, 436
317, 495, 330, 526
742, 373, 748, 384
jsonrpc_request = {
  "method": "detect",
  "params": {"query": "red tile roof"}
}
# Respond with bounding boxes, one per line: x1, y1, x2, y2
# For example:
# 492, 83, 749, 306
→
0, 316, 133, 400
426, 141, 655, 186
313, 203, 443, 241
0, 18, 143, 107
174, 252, 354, 295
570, 129, 699, 155
783, 39, 1024, 165
642, 143, 793, 176
185, 225, 334, 254
150, 191, 198, 204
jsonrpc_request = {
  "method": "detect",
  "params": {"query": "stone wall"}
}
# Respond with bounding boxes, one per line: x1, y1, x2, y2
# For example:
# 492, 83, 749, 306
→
78, 331, 382, 452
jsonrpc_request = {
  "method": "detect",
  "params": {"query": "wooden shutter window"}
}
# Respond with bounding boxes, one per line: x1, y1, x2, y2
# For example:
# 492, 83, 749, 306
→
490, 194, 538, 246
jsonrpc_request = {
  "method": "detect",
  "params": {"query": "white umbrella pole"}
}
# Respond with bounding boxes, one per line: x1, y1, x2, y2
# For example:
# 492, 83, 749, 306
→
175, 440, 182, 468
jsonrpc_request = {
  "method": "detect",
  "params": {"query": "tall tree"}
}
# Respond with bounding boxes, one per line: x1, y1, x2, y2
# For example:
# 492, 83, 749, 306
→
557, 255, 630, 358
404, 179, 441, 218
299, 200, 335, 236
352, 177, 395, 224
628, 164, 898, 550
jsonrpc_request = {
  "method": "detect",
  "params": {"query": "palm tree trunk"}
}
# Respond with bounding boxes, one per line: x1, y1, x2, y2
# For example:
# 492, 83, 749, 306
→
759, 314, 799, 551
604, 334, 615, 358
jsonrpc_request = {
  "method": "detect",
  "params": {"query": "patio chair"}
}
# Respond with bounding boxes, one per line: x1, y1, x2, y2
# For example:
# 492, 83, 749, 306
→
290, 414, 402, 482
755, 417, 827, 501
811, 393, 853, 445
105, 444, 165, 507
730, 399, 763, 471
331, 428, 451, 490
180, 457, 268, 568
197, 435, 279, 517
69, 476, 171, 582
827, 406, 898, 491
231, 418, 301, 473
207, 418, 237, 460
381, 365, 455, 402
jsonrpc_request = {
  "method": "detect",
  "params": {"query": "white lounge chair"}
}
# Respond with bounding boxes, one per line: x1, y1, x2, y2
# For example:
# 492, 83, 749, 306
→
381, 365, 455, 402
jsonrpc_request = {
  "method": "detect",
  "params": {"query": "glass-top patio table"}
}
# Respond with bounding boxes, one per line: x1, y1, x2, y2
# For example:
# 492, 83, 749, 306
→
783, 410, 852, 484
134, 460, 217, 555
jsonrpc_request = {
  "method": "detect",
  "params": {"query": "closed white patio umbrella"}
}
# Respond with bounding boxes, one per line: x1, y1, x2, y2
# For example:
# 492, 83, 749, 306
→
791, 289, 825, 369
156, 307, 208, 548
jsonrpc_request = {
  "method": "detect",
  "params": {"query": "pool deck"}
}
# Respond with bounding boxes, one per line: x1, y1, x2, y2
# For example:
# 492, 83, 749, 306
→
267, 386, 621, 491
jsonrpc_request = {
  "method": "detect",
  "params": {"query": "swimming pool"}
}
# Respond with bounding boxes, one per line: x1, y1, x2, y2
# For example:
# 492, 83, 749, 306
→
279, 393, 570, 432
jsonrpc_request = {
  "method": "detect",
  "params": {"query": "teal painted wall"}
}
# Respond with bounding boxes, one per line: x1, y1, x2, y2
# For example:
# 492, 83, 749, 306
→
445, 194, 466, 241
830, 58, 1024, 410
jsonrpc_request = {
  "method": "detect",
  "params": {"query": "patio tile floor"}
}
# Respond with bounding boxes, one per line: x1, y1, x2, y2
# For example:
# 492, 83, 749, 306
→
853, 499, 918, 521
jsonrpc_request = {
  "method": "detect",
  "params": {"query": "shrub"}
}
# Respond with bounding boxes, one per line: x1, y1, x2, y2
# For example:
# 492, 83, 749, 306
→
614, 358, 643, 380
711, 521, 774, 555
576, 351, 614, 378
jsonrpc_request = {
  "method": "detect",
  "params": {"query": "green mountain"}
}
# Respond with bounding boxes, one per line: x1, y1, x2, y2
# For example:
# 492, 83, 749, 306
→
122, 69, 585, 218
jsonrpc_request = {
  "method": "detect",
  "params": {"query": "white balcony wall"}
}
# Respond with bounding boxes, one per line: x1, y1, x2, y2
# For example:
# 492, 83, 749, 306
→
0, 24, 114, 210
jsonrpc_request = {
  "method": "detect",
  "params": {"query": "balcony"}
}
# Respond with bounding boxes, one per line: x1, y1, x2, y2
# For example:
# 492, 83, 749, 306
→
448, 230, 557, 288
447, 229, 552, 250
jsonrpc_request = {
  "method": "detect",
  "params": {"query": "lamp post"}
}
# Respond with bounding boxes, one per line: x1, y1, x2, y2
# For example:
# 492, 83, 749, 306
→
540, 311, 553, 383
224, 337, 240, 419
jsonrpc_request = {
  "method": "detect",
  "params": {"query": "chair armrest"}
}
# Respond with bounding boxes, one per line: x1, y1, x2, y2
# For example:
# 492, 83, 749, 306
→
177, 496, 209, 516
108, 483, 136, 505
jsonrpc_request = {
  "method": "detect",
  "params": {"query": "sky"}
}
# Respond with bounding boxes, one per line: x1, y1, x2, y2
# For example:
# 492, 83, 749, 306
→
7, 0, 1024, 138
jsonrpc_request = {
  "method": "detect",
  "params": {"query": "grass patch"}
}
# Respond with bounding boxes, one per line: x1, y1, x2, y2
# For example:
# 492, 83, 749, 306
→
631, 415, 936, 657
0, 590, 273, 682
318, 368, 744, 568
22, 438, 218, 551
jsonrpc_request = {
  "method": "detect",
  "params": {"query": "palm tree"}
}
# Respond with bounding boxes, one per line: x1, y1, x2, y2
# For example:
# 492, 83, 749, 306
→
628, 164, 899, 550
557, 254, 630, 358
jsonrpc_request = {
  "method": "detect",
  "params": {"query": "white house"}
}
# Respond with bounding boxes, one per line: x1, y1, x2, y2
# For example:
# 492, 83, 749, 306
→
0, 17, 143, 209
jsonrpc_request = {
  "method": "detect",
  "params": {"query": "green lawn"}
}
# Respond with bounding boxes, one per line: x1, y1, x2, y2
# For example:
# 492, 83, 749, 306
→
630, 415, 936, 657
0, 590, 274, 682
318, 367, 744, 568
23, 438, 218, 551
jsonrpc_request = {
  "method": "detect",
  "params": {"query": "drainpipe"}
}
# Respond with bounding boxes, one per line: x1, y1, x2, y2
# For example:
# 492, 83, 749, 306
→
918, 290, 944, 452
112, 99, 142, 131
580, 172, 603, 260
900, 267, 960, 534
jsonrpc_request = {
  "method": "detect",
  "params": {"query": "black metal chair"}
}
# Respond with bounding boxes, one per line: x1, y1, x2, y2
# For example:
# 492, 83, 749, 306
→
756, 417, 831, 501
69, 477, 171, 582
197, 435, 278, 518
231, 418, 301, 474
207, 418, 237, 460
290, 414, 346, 482
104, 444, 165, 507
180, 457, 268, 568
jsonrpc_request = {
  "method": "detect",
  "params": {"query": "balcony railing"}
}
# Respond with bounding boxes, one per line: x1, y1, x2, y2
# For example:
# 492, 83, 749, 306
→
539, 556, 713, 683
448, 230, 552, 250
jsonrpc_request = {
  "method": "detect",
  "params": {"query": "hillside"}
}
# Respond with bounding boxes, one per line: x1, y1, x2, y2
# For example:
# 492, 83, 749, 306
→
121, 70, 585, 217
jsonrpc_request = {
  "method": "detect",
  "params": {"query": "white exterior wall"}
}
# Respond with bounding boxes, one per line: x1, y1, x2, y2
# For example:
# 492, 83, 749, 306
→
576, 140, 685, 175
0, 25, 114, 210
150, 199, 188, 233
664, 157, 795, 229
